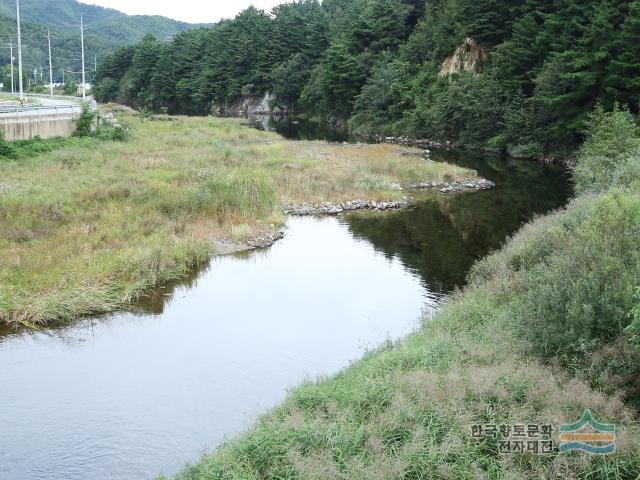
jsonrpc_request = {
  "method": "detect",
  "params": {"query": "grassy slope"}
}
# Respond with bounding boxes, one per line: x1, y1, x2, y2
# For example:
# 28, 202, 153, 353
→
0, 116, 477, 324
172, 191, 640, 480
172, 111, 640, 479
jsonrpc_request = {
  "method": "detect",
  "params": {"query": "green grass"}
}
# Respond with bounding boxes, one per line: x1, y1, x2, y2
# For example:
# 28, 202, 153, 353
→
170, 190, 640, 480
0, 115, 478, 324
0, 135, 89, 160
167, 108, 640, 479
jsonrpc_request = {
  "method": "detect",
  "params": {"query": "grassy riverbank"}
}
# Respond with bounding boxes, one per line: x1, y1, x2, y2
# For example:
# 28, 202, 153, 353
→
170, 115, 640, 478
0, 115, 478, 325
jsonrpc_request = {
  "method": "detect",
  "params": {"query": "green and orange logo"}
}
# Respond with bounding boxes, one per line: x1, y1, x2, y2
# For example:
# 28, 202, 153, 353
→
559, 410, 615, 454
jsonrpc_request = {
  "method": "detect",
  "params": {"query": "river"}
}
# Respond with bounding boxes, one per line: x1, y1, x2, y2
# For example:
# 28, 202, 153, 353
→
0, 128, 571, 480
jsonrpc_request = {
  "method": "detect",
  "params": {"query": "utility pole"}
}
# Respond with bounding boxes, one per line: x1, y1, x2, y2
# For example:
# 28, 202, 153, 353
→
80, 14, 86, 99
94, 54, 97, 72
46, 30, 53, 95
16, 0, 24, 100
62, 68, 65, 84
9, 39, 14, 94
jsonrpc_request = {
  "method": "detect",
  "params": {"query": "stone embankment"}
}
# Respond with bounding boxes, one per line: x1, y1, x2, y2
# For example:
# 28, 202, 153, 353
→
284, 177, 495, 216
285, 199, 411, 216
360, 134, 455, 150
408, 178, 495, 194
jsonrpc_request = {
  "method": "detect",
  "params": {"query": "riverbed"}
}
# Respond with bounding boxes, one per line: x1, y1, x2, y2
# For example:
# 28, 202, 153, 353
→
0, 146, 570, 479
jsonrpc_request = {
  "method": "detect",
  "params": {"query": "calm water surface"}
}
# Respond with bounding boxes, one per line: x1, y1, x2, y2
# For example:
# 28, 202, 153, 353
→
0, 137, 571, 479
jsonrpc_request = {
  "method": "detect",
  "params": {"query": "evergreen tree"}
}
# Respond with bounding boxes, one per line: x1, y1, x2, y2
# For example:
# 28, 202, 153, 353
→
605, 0, 640, 112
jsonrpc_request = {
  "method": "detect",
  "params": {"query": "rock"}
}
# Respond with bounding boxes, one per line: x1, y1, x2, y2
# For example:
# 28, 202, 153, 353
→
284, 198, 410, 216
407, 178, 495, 194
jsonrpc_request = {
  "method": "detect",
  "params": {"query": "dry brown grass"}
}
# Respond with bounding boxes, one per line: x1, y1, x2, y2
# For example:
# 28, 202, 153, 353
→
0, 116, 478, 325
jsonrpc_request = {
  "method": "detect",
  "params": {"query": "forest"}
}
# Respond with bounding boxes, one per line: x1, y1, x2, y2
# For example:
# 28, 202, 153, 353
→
94, 0, 640, 157
0, 0, 200, 88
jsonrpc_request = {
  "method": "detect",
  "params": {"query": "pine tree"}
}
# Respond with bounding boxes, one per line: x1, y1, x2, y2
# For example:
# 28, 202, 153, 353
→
605, 0, 640, 111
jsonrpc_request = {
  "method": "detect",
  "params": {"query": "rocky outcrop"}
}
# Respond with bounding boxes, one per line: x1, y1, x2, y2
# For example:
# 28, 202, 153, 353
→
245, 92, 276, 115
439, 38, 488, 77
211, 92, 285, 117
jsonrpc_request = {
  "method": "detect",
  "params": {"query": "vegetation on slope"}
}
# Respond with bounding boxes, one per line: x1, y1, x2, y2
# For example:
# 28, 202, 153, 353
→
167, 108, 640, 480
95, 0, 640, 156
0, 0, 203, 89
0, 114, 477, 324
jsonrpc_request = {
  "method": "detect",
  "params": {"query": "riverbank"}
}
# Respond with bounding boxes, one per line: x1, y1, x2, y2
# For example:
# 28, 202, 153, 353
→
0, 115, 483, 325
169, 111, 640, 478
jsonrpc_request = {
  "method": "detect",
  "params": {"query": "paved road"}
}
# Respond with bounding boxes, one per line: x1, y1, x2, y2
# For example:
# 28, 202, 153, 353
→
0, 94, 87, 117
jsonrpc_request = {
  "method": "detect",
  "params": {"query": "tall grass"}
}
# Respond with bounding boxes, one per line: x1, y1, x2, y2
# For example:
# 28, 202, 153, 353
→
196, 170, 279, 221
1, 116, 474, 324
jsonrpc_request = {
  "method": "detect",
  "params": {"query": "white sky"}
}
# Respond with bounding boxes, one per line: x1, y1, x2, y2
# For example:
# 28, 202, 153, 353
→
77, 0, 288, 24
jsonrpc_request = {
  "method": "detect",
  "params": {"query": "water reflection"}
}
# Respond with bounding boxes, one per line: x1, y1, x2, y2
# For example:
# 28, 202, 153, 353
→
0, 217, 433, 480
249, 114, 349, 143
345, 150, 570, 292
0, 144, 571, 480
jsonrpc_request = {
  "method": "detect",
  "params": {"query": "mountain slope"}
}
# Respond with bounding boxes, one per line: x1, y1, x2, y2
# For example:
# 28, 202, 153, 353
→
0, 0, 205, 87
0, 0, 200, 45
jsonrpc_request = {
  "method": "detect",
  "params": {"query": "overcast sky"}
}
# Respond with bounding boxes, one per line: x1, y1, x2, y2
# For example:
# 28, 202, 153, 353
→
77, 0, 288, 24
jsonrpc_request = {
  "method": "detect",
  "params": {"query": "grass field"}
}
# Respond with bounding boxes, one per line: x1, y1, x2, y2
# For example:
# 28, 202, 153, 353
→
0, 115, 478, 325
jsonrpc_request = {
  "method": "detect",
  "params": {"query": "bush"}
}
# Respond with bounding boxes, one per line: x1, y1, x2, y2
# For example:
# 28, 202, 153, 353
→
0, 135, 82, 160
0, 132, 18, 159
73, 104, 96, 137
93, 124, 128, 142
518, 192, 640, 354
627, 288, 640, 333
485, 134, 508, 153
508, 143, 543, 159
471, 191, 640, 356
63, 81, 78, 96
574, 106, 640, 194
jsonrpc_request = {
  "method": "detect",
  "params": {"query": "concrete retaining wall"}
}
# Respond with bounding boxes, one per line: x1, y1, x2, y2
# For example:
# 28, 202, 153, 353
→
0, 113, 77, 140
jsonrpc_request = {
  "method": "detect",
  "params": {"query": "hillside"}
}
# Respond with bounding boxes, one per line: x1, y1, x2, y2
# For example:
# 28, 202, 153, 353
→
94, 0, 640, 158
0, 0, 204, 85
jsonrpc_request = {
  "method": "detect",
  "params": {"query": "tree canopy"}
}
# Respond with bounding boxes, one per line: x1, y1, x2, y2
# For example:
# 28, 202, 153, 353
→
95, 0, 640, 155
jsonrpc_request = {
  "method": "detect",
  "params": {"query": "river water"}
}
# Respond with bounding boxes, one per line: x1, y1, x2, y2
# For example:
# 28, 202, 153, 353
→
0, 135, 571, 479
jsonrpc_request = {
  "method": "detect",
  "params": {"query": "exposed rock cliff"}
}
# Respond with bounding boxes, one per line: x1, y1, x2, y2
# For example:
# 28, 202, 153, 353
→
439, 38, 488, 76
211, 92, 284, 116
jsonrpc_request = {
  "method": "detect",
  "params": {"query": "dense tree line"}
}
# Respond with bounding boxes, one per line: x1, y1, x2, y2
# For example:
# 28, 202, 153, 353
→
95, 0, 640, 156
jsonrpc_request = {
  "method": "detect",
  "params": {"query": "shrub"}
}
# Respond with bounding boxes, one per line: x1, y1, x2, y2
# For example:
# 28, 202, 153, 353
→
73, 104, 96, 137
574, 106, 640, 194
485, 134, 508, 153
0, 132, 18, 159
627, 288, 640, 333
63, 81, 78, 96
519, 192, 640, 354
472, 191, 640, 356
508, 143, 543, 159
93, 124, 128, 142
